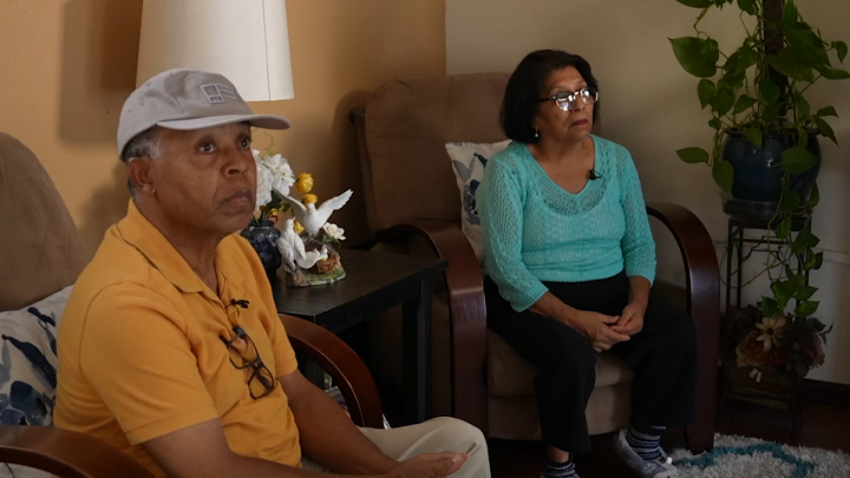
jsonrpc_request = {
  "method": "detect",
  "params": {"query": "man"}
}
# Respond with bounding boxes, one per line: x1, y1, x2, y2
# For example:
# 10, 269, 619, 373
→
54, 68, 489, 478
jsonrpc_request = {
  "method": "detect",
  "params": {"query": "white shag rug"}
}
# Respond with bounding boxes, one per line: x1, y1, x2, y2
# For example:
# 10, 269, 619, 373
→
670, 434, 850, 477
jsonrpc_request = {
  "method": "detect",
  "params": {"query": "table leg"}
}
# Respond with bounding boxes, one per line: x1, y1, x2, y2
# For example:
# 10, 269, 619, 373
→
402, 278, 434, 425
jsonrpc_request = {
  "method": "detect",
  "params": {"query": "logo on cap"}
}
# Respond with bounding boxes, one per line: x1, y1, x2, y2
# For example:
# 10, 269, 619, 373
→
201, 84, 238, 104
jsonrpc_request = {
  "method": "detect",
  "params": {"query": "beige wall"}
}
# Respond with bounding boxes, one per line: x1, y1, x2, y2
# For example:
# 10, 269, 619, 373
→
0, 0, 446, 250
447, 0, 850, 384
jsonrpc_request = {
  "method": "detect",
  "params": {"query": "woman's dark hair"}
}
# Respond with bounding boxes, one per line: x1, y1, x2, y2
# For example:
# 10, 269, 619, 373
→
501, 49, 599, 144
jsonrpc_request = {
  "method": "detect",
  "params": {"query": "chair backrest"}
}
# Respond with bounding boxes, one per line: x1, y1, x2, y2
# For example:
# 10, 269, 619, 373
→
0, 133, 90, 312
353, 73, 510, 235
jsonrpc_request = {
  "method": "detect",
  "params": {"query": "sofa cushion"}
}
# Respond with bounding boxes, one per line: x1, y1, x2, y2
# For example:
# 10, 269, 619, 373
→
362, 73, 509, 234
0, 286, 71, 428
487, 329, 633, 397
445, 140, 511, 263
0, 133, 89, 312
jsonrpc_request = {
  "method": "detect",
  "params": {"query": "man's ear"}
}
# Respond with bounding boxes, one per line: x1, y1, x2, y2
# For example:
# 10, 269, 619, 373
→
127, 158, 156, 195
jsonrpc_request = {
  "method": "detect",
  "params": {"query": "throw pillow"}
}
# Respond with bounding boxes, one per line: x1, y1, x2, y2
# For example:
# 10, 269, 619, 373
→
0, 286, 71, 428
446, 139, 511, 263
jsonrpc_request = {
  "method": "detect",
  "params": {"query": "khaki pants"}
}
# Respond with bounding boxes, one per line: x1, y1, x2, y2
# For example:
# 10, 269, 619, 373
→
302, 416, 490, 477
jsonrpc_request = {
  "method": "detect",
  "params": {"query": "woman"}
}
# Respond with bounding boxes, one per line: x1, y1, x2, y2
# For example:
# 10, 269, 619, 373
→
478, 50, 697, 478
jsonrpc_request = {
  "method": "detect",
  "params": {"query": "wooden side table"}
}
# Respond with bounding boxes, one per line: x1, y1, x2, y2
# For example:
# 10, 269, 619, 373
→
271, 248, 447, 425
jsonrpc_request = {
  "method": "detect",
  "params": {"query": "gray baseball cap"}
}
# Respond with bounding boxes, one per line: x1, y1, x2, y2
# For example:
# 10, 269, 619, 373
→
117, 68, 291, 156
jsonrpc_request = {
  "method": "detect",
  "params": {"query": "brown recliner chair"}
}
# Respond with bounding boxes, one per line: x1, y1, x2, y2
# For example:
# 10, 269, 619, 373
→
351, 73, 720, 453
0, 132, 385, 477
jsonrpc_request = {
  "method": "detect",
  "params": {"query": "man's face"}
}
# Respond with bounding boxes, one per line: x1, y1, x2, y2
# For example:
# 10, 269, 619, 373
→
146, 123, 256, 237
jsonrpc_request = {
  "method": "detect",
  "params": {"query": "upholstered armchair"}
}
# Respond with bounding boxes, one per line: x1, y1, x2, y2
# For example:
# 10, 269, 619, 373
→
351, 73, 720, 453
0, 132, 384, 477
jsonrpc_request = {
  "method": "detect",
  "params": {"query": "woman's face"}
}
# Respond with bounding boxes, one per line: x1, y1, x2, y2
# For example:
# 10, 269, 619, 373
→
534, 66, 594, 144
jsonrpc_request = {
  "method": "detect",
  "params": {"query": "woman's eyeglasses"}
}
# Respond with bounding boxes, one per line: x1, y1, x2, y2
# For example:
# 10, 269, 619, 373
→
538, 86, 599, 112
220, 326, 276, 399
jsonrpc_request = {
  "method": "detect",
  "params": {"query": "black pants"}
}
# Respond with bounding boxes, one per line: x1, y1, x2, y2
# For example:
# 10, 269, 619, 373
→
485, 271, 698, 454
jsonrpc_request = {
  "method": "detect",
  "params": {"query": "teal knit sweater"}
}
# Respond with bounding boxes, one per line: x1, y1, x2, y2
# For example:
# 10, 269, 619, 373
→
478, 135, 657, 312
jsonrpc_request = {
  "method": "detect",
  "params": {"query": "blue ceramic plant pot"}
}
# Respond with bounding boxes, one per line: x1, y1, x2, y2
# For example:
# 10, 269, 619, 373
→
241, 221, 281, 273
723, 130, 821, 206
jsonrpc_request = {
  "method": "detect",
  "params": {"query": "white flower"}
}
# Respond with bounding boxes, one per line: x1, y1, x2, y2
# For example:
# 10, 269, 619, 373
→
255, 160, 274, 208
252, 149, 296, 198
322, 223, 346, 241
262, 153, 295, 197
756, 316, 786, 351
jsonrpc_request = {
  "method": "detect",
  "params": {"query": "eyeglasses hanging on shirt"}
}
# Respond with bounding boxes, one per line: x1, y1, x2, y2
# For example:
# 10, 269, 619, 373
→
220, 302, 276, 399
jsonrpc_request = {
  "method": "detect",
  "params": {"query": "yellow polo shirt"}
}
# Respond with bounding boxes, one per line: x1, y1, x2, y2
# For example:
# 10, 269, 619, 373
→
55, 201, 301, 477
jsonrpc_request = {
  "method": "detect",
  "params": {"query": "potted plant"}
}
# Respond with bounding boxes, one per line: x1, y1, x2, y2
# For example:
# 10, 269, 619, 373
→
669, 0, 845, 383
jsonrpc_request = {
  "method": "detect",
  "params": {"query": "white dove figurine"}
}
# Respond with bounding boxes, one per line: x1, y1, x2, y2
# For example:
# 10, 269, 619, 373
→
277, 218, 330, 271
280, 189, 354, 236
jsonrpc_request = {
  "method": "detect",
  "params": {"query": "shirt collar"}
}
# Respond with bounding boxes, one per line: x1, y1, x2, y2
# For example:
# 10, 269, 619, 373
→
117, 200, 246, 300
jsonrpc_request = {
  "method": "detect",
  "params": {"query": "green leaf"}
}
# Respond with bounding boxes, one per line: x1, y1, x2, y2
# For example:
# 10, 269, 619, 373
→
772, 282, 789, 310
698, 79, 715, 109
723, 71, 747, 89
670, 37, 719, 78
733, 95, 758, 115
769, 48, 815, 82
813, 251, 824, 269
794, 285, 818, 301
804, 251, 820, 270
712, 160, 734, 192
783, 0, 799, 27
797, 127, 809, 150
833, 41, 848, 63
782, 191, 801, 214
795, 300, 819, 317
676, 147, 710, 164
787, 24, 831, 67
817, 106, 839, 117
731, 47, 759, 74
743, 128, 763, 148
818, 67, 850, 80
712, 87, 735, 116
781, 147, 820, 174
776, 217, 792, 239
810, 182, 820, 207
812, 116, 838, 146
676, 0, 713, 7
759, 78, 781, 104
764, 103, 782, 122
762, 297, 779, 317
794, 92, 811, 119
737, 0, 755, 15
709, 117, 723, 130
793, 223, 815, 253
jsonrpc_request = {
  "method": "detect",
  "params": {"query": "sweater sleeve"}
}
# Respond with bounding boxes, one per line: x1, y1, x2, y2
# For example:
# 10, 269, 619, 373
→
479, 157, 549, 312
617, 149, 657, 284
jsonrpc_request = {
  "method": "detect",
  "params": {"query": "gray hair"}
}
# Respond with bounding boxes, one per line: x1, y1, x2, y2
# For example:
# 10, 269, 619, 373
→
120, 126, 162, 192
120, 126, 162, 163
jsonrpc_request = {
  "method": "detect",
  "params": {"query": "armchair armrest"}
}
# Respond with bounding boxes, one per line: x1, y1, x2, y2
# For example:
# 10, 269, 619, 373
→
0, 426, 154, 478
377, 221, 489, 434
647, 202, 720, 453
280, 314, 384, 429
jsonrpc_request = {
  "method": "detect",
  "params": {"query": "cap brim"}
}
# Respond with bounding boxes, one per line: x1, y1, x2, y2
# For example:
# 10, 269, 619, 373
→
156, 114, 291, 131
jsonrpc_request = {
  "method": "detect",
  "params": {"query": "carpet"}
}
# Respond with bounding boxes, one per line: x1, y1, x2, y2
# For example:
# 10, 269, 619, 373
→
670, 434, 850, 477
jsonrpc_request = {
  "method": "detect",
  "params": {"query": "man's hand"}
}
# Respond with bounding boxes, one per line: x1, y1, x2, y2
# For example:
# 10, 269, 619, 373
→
382, 453, 468, 478
610, 301, 646, 337
573, 311, 630, 353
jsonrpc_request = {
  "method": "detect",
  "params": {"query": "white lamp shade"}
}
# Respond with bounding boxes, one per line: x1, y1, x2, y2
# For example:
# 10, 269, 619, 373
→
136, 0, 294, 101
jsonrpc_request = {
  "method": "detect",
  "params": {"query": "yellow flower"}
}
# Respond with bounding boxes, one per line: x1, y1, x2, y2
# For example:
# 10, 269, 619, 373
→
301, 193, 318, 205
294, 173, 314, 194
755, 316, 786, 351
293, 220, 305, 235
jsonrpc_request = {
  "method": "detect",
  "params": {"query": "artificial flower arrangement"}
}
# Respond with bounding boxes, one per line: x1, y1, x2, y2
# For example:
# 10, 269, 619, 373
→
730, 303, 832, 390
244, 146, 352, 287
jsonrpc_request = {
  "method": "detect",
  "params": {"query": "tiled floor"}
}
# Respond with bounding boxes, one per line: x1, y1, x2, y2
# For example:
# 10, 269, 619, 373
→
489, 399, 849, 477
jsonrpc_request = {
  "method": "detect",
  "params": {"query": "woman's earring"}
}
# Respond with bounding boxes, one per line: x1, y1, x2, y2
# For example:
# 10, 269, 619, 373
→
534, 128, 540, 138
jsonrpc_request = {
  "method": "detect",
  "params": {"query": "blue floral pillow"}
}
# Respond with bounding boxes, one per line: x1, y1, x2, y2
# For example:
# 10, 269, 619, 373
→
446, 140, 511, 263
0, 286, 71, 428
